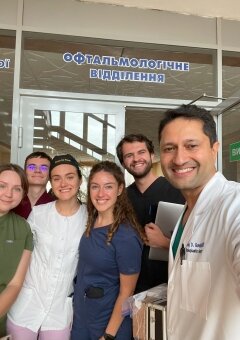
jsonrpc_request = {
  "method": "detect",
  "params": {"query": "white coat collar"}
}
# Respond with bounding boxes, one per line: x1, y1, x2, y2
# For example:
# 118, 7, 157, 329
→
169, 172, 226, 266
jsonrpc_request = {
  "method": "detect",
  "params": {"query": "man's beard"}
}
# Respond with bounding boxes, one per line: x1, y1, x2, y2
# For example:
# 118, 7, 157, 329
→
127, 161, 152, 179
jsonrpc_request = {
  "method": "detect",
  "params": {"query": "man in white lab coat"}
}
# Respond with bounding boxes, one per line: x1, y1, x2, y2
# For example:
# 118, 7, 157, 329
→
158, 104, 240, 340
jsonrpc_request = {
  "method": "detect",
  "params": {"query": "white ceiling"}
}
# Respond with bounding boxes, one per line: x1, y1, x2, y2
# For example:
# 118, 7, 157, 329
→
80, 0, 240, 21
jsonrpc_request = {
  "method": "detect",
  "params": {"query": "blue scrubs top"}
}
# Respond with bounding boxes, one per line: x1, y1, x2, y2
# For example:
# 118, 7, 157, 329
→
71, 223, 143, 340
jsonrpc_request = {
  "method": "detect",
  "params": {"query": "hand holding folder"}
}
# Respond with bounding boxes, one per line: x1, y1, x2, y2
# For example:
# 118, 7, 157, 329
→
148, 201, 184, 261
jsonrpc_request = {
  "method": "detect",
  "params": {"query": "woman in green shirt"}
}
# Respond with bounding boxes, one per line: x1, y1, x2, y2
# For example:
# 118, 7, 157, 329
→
0, 164, 33, 337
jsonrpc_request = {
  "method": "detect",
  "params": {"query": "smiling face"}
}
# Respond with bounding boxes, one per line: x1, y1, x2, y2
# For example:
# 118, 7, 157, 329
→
50, 164, 81, 201
25, 157, 50, 188
0, 170, 24, 216
159, 117, 219, 199
89, 170, 123, 216
121, 141, 154, 178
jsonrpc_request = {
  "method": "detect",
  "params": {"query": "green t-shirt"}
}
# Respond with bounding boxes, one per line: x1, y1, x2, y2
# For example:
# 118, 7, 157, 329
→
0, 212, 33, 336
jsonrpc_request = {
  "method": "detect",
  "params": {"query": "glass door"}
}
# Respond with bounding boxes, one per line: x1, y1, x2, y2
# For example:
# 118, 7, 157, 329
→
13, 95, 125, 168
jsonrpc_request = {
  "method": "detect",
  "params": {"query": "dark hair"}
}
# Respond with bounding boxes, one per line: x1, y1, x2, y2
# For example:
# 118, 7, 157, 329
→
24, 151, 52, 169
116, 134, 155, 164
49, 154, 81, 179
85, 161, 146, 243
158, 104, 217, 146
0, 163, 29, 196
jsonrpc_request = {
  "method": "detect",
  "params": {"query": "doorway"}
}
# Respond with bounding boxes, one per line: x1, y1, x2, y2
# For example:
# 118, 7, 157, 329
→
14, 95, 125, 167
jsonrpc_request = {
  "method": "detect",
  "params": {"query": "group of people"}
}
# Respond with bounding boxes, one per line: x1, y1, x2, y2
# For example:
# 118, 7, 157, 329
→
0, 152, 145, 340
0, 104, 239, 340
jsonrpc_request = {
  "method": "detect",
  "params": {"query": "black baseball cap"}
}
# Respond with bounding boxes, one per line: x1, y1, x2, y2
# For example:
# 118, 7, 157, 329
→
50, 154, 81, 178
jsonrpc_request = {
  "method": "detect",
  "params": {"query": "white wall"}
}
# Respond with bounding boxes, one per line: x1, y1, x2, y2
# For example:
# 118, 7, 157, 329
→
81, 0, 240, 21
1, 0, 240, 51
0, 0, 18, 28
22, 0, 216, 47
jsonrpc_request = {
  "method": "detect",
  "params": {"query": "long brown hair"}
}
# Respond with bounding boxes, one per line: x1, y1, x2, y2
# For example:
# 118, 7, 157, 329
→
85, 161, 146, 243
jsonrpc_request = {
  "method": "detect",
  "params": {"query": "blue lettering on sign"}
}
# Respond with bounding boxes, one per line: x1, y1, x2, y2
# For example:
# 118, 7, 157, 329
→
90, 69, 165, 83
64, 52, 190, 84
0, 59, 10, 69
63, 52, 190, 72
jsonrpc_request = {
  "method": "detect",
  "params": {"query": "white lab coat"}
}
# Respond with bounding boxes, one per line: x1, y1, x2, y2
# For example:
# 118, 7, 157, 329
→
8, 201, 87, 332
167, 172, 240, 340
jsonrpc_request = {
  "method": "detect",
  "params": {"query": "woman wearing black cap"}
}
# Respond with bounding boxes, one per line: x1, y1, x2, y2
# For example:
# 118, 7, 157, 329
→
8, 154, 87, 340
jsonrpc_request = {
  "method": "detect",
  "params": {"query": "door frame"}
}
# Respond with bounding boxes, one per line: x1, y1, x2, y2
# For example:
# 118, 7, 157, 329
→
12, 93, 125, 167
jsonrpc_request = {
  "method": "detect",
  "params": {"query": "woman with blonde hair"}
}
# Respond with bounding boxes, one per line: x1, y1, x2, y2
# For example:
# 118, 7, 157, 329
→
0, 164, 33, 338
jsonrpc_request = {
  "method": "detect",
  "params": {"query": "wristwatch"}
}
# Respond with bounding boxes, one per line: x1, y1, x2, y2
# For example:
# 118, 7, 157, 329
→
103, 332, 116, 340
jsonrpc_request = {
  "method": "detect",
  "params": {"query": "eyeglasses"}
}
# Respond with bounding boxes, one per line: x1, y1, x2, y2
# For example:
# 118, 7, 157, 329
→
26, 164, 49, 172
